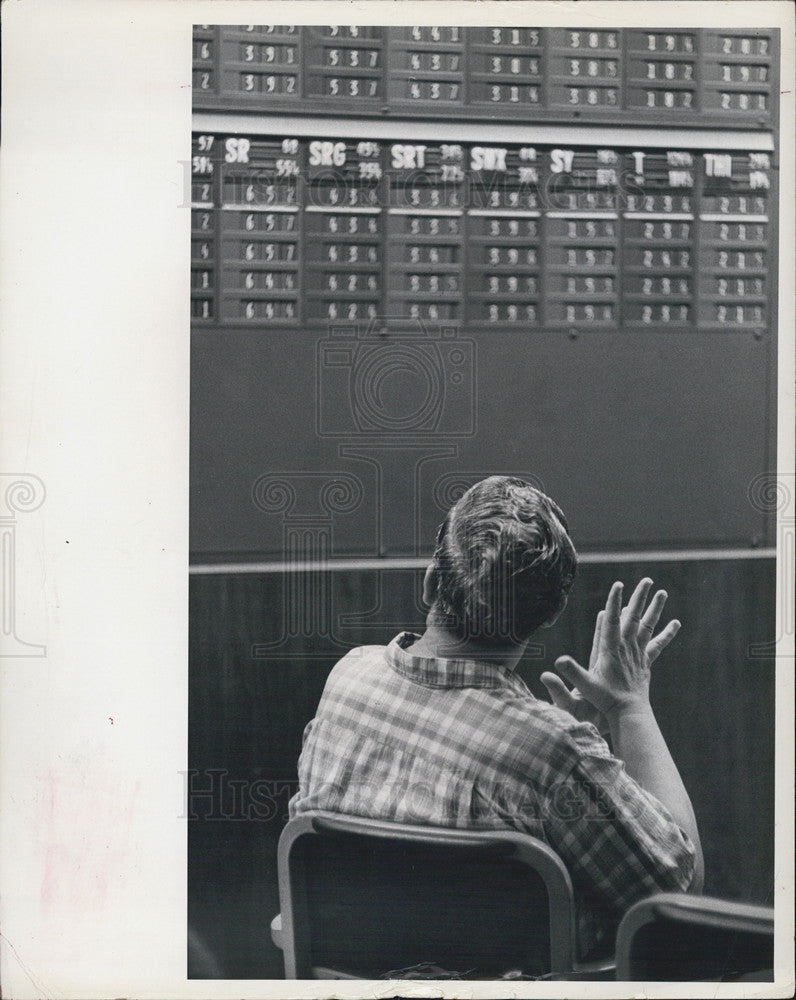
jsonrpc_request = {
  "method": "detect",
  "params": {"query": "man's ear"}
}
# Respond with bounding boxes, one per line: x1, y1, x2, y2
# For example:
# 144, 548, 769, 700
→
541, 594, 567, 629
422, 563, 437, 606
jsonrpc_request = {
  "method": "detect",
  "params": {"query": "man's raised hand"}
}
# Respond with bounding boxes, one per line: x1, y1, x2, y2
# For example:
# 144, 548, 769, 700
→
546, 578, 681, 726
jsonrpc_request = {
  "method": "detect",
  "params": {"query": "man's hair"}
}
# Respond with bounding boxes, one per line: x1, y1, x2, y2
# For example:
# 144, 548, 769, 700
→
431, 476, 577, 645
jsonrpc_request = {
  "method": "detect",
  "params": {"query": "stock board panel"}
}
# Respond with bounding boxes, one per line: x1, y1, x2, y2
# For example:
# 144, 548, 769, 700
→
190, 23, 779, 557
192, 25, 778, 128
191, 134, 776, 334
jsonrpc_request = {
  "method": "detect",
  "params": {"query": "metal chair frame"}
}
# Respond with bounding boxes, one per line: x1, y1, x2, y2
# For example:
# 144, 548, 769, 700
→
272, 811, 610, 980
615, 892, 775, 982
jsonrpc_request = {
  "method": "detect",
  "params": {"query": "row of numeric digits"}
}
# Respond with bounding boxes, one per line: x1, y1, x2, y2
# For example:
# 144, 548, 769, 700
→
193, 25, 776, 120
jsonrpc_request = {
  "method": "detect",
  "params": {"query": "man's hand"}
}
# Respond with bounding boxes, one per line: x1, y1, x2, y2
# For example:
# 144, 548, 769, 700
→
542, 578, 681, 727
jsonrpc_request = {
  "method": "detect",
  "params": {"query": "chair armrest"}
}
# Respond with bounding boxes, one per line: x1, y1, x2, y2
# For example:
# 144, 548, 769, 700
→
572, 955, 617, 980
311, 814, 514, 854
270, 912, 284, 951
541, 957, 616, 982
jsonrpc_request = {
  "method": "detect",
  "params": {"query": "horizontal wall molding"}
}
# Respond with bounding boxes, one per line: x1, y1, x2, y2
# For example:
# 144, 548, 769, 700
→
190, 548, 777, 575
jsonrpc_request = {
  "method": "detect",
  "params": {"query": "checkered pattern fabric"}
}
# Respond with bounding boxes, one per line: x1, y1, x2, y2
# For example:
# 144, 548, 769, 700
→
290, 632, 696, 950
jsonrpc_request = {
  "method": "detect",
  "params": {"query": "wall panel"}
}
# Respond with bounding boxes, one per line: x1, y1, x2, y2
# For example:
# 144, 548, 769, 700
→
188, 557, 775, 977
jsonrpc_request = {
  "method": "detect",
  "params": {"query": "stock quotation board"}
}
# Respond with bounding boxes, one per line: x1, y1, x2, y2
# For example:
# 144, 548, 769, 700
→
192, 25, 778, 128
191, 134, 776, 333
190, 23, 780, 555
191, 25, 779, 338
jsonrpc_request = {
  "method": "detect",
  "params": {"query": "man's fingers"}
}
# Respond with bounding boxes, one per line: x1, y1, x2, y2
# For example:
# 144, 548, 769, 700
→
601, 582, 624, 648
540, 672, 573, 710
555, 655, 598, 699
622, 577, 653, 638
647, 619, 682, 662
589, 610, 605, 669
638, 589, 668, 643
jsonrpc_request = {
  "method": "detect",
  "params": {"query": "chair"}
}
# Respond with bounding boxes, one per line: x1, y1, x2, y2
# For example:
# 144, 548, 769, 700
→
270, 811, 615, 980
615, 892, 775, 982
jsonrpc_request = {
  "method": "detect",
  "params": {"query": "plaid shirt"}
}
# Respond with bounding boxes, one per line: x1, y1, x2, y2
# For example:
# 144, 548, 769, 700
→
290, 632, 696, 955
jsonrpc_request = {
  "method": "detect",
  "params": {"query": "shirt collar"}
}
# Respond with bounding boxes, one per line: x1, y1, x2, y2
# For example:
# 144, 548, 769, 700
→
385, 631, 521, 690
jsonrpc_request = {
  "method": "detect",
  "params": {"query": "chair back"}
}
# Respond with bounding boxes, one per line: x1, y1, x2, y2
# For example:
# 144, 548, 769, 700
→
616, 892, 775, 982
276, 812, 577, 979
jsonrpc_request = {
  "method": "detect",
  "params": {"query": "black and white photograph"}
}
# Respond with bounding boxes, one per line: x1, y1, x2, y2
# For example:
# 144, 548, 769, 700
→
1, 2, 794, 998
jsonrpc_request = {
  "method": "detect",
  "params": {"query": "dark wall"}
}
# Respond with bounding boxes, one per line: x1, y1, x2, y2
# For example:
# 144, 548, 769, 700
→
188, 556, 776, 978
191, 328, 775, 558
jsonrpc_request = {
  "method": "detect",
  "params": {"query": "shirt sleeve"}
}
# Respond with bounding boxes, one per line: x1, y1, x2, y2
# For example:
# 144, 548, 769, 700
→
538, 720, 697, 913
